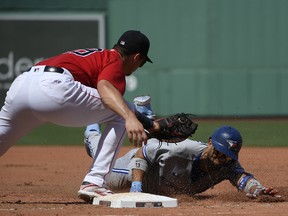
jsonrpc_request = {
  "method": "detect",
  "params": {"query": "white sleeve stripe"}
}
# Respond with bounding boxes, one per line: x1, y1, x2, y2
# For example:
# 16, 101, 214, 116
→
111, 168, 129, 174
142, 145, 152, 165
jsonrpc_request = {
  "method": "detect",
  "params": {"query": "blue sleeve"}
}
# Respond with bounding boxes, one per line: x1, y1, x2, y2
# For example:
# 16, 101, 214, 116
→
228, 161, 253, 187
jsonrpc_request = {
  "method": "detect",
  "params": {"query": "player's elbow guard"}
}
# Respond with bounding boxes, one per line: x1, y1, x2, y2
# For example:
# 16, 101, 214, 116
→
128, 157, 149, 172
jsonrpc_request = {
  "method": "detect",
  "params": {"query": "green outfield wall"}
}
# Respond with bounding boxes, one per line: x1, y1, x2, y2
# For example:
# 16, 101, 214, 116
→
1, 0, 287, 116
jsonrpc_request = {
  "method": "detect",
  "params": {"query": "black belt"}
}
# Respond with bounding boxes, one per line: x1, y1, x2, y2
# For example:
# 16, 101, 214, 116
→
43, 66, 64, 73
27, 66, 64, 73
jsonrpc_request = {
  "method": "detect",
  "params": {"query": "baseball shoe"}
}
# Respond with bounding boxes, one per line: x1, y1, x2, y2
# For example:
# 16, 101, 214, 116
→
77, 181, 114, 203
133, 95, 156, 120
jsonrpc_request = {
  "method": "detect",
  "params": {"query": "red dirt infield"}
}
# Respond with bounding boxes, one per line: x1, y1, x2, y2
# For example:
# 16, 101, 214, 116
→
0, 146, 287, 216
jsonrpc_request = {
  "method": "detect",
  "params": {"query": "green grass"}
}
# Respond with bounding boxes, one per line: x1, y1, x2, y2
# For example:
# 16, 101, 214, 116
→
17, 124, 86, 146
191, 119, 288, 147
16, 119, 288, 147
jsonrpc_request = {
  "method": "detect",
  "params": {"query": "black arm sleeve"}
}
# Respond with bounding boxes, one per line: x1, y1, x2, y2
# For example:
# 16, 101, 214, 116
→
135, 111, 154, 130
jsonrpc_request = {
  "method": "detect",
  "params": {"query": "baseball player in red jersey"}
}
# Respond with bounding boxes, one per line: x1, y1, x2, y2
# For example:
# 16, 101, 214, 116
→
0, 30, 158, 202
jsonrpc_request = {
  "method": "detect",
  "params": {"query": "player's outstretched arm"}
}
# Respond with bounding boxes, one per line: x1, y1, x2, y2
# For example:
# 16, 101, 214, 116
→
128, 147, 148, 192
237, 174, 284, 201
97, 80, 147, 146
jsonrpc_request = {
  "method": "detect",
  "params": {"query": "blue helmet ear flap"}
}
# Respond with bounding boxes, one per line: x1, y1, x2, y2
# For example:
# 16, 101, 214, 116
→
211, 126, 242, 160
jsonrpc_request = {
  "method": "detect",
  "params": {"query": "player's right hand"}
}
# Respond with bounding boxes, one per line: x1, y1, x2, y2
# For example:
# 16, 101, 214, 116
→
126, 115, 148, 147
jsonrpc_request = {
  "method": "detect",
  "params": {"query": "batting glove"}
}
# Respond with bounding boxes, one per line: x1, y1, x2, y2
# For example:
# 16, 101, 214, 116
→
130, 181, 143, 193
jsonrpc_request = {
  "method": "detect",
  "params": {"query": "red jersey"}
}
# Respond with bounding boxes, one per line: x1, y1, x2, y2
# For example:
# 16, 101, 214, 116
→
36, 48, 126, 95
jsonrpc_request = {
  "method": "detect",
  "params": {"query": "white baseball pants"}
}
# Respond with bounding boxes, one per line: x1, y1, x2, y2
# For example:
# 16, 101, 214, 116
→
0, 66, 131, 186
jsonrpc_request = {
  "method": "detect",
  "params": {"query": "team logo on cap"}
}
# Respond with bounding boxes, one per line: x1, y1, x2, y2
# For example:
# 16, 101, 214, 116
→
227, 140, 238, 150
120, 41, 125, 45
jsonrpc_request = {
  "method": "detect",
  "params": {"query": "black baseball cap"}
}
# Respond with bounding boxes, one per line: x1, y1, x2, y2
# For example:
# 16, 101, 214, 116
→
117, 30, 152, 63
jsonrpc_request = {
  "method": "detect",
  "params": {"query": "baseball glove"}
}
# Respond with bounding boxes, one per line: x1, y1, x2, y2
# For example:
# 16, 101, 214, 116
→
147, 113, 198, 142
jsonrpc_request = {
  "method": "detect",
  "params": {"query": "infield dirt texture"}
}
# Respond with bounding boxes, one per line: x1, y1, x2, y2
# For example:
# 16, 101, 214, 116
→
0, 146, 287, 216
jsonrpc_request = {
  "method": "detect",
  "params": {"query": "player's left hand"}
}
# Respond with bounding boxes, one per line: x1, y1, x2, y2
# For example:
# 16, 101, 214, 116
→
148, 113, 198, 143
259, 187, 285, 202
261, 187, 278, 196
247, 186, 285, 202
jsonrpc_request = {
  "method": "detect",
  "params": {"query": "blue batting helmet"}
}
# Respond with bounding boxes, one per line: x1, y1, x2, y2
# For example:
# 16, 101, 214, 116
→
210, 126, 242, 160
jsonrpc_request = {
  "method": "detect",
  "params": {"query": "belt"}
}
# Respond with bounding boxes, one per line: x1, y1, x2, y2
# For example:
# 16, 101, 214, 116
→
43, 66, 64, 73
28, 66, 64, 74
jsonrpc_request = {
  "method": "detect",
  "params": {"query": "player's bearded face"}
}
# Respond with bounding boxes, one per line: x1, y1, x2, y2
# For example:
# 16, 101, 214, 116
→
139, 55, 147, 67
124, 54, 144, 76
209, 147, 232, 165
203, 142, 232, 166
